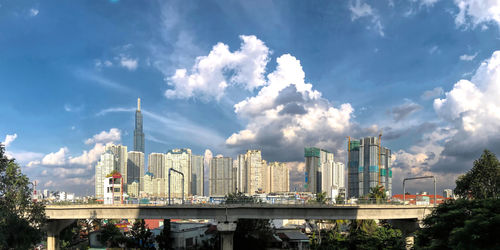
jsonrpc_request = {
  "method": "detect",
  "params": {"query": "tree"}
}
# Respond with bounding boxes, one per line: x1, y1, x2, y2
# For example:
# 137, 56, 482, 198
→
155, 219, 173, 250
315, 192, 327, 204
454, 149, 500, 199
224, 192, 275, 250
130, 219, 155, 249
311, 220, 404, 250
415, 199, 500, 249
0, 144, 46, 249
415, 151, 500, 249
368, 185, 387, 203
100, 223, 124, 247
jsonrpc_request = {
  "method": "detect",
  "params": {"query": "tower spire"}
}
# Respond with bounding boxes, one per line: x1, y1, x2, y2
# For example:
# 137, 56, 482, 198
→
137, 98, 141, 111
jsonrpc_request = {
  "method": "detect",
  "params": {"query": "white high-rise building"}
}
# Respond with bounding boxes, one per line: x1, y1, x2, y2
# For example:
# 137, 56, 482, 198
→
191, 154, 204, 196
128, 151, 144, 190
165, 149, 191, 198
105, 144, 128, 186
236, 150, 263, 194
210, 156, 235, 196
264, 162, 290, 193
95, 151, 115, 198
148, 153, 166, 179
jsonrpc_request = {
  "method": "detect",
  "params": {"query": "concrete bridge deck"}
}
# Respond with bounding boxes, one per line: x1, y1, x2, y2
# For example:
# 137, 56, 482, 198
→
46, 204, 434, 221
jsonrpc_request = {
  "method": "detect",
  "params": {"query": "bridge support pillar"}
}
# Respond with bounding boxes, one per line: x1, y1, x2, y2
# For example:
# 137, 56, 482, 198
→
217, 221, 237, 250
46, 219, 75, 250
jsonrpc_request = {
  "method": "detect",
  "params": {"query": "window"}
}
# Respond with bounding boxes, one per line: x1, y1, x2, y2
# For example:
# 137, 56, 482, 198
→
114, 188, 121, 192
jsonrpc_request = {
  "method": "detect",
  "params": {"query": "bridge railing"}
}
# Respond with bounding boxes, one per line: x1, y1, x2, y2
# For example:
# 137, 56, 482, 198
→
45, 197, 409, 206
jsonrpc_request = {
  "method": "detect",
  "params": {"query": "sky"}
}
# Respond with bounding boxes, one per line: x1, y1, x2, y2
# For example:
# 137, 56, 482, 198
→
1, 0, 499, 196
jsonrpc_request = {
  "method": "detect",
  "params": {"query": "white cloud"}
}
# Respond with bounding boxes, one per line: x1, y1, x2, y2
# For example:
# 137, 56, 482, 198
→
434, 50, 500, 134
27, 128, 122, 168
348, 0, 385, 36
84, 128, 121, 145
120, 56, 138, 71
29, 8, 39, 17
454, 0, 500, 28
227, 53, 354, 161
29, 147, 69, 166
2, 133, 17, 147
165, 35, 270, 100
415, 0, 439, 7
421, 87, 444, 100
459, 52, 478, 61
69, 143, 107, 166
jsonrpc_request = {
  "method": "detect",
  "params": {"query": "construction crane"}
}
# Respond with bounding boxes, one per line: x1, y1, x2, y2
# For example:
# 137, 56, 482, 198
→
377, 132, 382, 186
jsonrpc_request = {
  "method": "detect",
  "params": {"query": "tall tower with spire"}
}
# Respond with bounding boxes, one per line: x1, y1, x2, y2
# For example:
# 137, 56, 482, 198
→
134, 98, 145, 153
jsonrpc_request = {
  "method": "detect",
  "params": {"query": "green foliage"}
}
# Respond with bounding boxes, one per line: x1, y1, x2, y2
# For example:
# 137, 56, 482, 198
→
415, 198, 500, 250
155, 219, 173, 250
225, 192, 259, 204
315, 192, 327, 204
224, 192, 274, 250
368, 185, 387, 202
99, 223, 124, 247
130, 219, 155, 249
454, 149, 500, 199
0, 145, 46, 249
311, 220, 405, 250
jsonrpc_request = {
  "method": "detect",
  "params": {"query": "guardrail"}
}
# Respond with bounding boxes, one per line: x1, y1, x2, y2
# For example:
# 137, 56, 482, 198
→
45, 197, 412, 206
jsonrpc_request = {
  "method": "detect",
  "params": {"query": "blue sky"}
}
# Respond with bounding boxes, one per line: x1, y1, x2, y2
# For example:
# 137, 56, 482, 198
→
1, 0, 499, 195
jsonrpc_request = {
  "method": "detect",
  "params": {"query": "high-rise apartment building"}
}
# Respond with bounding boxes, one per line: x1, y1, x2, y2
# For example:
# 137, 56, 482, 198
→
165, 148, 191, 198
105, 144, 128, 186
236, 150, 263, 194
209, 156, 235, 196
134, 98, 145, 153
347, 137, 392, 198
305, 147, 345, 198
95, 151, 115, 198
191, 154, 204, 196
127, 151, 144, 190
148, 153, 166, 179
263, 162, 290, 193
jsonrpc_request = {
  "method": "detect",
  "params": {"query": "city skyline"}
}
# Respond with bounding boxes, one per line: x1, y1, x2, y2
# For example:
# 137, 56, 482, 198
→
1, 0, 500, 196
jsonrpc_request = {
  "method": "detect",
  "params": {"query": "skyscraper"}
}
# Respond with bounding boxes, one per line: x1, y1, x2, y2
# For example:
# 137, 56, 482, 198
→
264, 162, 290, 193
134, 98, 145, 153
347, 136, 392, 198
209, 156, 235, 196
95, 151, 115, 198
127, 151, 144, 190
165, 148, 191, 198
305, 147, 345, 198
236, 150, 263, 194
105, 144, 128, 186
191, 154, 204, 196
148, 153, 166, 178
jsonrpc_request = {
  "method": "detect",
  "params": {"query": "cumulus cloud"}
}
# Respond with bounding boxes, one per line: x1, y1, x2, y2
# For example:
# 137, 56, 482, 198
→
165, 35, 270, 100
434, 51, 500, 135
84, 128, 121, 145
120, 56, 138, 71
454, 0, 500, 28
2, 133, 17, 147
27, 128, 121, 168
391, 100, 422, 122
428, 51, 500, 172
348, 0, 384, 36
460, 52, 478, 61
421, 87, 444, 100
227, 54, 354, 161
